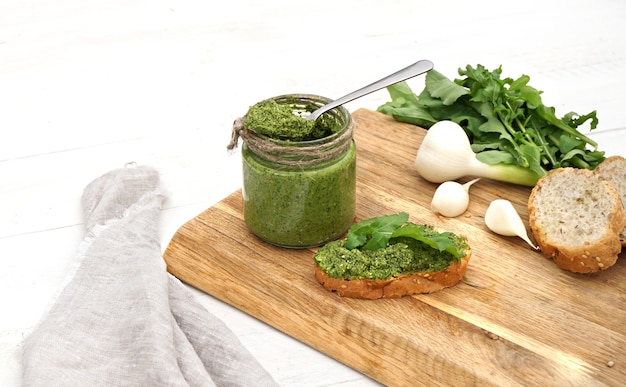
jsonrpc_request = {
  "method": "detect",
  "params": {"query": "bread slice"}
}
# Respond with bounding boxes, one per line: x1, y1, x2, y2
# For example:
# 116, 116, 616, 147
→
527, 167, 626, 273
594, 155, 626, 246
313, 245, 471, 300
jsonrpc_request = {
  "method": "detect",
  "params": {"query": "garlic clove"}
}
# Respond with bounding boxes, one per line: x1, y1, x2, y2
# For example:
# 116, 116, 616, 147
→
431, 180, 478, 217
485, 199, 538, 249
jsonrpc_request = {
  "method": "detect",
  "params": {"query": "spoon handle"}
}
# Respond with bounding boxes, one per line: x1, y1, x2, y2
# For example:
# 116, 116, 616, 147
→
307, 59, 434, 121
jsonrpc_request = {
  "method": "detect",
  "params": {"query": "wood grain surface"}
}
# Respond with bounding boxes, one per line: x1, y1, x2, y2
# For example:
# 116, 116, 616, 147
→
163, 109, 625, 386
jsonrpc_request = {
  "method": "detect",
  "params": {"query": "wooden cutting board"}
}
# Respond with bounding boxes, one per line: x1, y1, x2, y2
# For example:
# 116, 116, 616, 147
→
163, 109, 625, 386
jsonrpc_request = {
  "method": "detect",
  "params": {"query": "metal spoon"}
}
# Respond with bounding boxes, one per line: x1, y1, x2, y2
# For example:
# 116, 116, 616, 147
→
305, 59, 434, 121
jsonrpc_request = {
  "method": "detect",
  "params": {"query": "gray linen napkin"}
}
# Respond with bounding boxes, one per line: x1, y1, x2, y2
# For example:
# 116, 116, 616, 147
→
22, 165, 278, 387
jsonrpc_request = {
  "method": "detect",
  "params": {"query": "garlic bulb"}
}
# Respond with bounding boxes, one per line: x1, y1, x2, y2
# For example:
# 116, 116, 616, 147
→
431, 178, 480, 217
414, 120, 540, 186
485, 199, 538, 249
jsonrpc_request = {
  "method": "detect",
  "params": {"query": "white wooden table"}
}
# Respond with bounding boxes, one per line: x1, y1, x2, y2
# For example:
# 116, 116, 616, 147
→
2, 1, 625, 385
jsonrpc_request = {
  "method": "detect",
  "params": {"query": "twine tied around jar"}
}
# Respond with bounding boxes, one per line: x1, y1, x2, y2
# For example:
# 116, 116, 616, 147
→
227, 117, 353, 167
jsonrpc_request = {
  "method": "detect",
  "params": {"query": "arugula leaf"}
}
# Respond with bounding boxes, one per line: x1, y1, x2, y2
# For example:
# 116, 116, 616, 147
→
377, 85, 437, 128
377, 64, 605, 176
386, 81, 421, 106
345, 212, 409, 250
390, 224, 464, 258
344, 213, 466, 260
475, 149, 515, 164
425, 70, 469, 105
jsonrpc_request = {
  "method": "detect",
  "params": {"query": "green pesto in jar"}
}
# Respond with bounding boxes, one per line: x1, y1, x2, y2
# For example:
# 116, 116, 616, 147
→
241, 94, 356, 248
314, 230, 468, 280
243, 98, 337, 141
242, 142, 356, 247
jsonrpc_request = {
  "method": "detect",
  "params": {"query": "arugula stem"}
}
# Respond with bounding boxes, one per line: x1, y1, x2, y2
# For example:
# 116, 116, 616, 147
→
495, 110, 530, 168
505, 101, 536, 145
569, 156, 590, 169
537, 106, 599, 148
529, 116, 557, 166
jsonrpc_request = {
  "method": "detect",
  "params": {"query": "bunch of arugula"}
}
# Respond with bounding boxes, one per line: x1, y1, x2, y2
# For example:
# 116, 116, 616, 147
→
345, 212, 466, 259
377, 64, 605, 177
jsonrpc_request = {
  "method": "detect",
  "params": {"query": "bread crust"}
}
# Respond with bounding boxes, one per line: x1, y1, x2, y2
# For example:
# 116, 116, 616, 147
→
313, 248, 471, 299
594, 155, 626, 246
528, 167, 626, 273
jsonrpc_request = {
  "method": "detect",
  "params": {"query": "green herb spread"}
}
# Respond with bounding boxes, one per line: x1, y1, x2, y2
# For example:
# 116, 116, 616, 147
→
242, 140, 356, 247
314, 219, 469, 280
243, 99, 336, 141
241, 95, 356, 248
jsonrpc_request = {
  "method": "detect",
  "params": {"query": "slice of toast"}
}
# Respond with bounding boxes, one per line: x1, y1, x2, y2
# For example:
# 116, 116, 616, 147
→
314, 250, 471, 299
594, 155, 626, 246
528, 167, 626, 273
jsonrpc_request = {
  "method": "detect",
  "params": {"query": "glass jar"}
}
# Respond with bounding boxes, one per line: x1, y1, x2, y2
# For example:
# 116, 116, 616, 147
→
240, 94, 356, 248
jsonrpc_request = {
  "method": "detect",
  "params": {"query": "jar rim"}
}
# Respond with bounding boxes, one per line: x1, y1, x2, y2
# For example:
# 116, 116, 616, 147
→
250, 93, 352, 147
